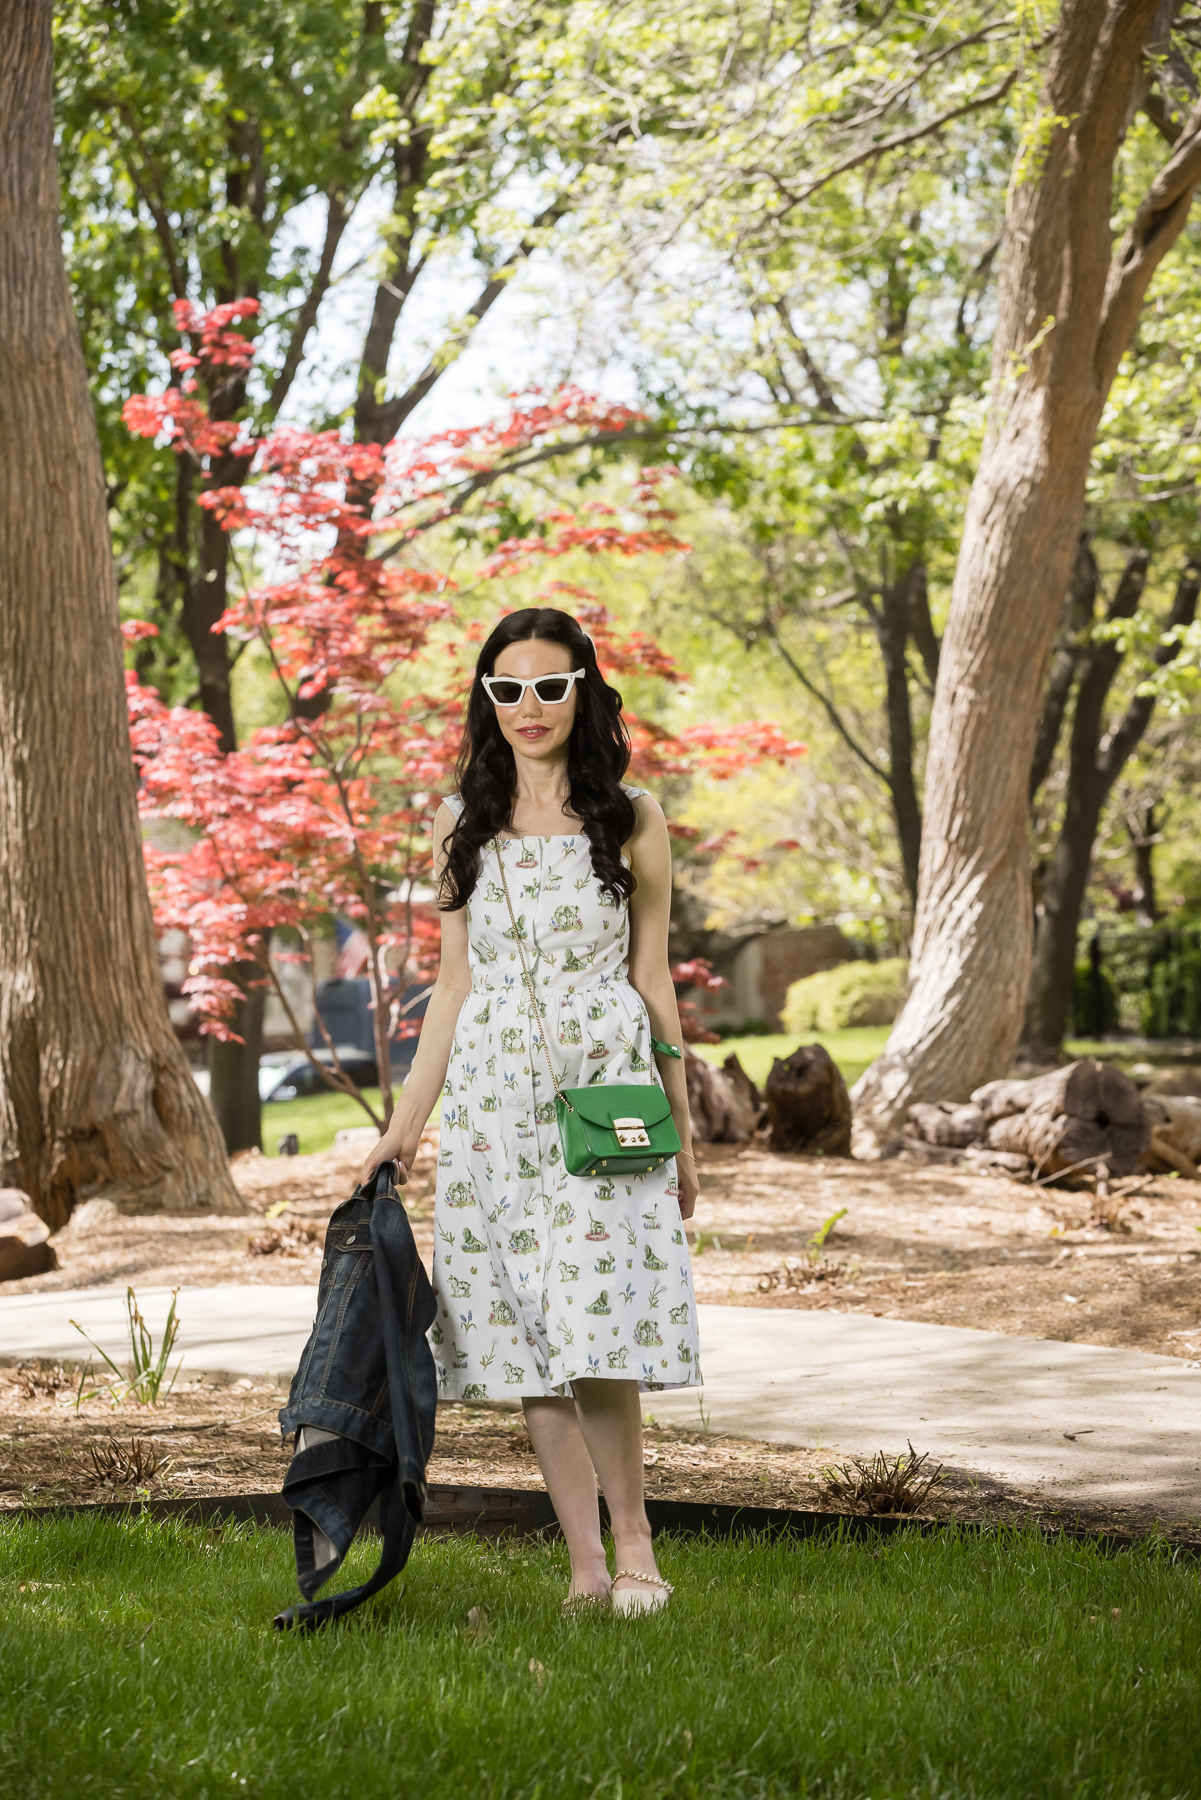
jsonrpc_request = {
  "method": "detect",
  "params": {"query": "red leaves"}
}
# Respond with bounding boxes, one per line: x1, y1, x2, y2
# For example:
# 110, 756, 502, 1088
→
171, 296, 259, 375
670, 957, 727, 1044
677, 722, 807, 781
122, 390, 254, 459
123, 298, 803, 1041
670, 957, 728, 992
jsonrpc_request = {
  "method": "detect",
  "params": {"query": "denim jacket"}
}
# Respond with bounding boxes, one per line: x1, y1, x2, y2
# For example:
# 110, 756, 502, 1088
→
274, 1161, 437, 1629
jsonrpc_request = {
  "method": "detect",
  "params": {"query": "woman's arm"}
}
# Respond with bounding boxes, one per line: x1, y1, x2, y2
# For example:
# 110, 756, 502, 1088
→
625, 794, 699, 1221
360, 804, 472, 1184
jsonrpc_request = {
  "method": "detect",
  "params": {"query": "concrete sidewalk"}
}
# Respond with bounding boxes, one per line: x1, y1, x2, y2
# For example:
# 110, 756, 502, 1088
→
4, 1286, 1200, 1517
1, 1284, 316, 1384
649, 1307, 1201, 1520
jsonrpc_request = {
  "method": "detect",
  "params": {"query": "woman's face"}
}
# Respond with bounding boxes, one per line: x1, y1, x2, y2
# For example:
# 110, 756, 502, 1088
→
489, 637, 580, 766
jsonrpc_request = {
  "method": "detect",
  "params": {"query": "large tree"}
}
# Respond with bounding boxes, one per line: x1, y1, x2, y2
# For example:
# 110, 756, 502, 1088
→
852, 0, 1201, 1149
0, 0, 239, 1228
57, 2, 573, 1149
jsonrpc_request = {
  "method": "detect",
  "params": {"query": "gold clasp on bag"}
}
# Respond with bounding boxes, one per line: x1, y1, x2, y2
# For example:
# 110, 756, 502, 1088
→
613, 1116, 650, 1148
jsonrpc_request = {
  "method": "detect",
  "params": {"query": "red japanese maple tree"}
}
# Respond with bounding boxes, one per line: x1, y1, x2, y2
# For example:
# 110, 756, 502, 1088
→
124, 301, 804, 1128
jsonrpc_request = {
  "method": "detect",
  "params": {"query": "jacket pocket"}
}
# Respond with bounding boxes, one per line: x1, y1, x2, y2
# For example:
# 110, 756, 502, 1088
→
324, 1224, 374, 1268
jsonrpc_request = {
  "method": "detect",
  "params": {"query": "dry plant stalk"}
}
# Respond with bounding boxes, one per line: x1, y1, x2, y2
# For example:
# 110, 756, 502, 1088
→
820, 1442, 944, 1515
87, 1437, 165, 1489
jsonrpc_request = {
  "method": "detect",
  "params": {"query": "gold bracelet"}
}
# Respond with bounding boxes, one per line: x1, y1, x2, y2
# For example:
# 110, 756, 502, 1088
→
677, 1150, 696, 1164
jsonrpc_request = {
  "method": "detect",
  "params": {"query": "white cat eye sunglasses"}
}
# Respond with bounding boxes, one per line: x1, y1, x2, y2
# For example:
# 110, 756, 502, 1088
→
481, 669, 586, 708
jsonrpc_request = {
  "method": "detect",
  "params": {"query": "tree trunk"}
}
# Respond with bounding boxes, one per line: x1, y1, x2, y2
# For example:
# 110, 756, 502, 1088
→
1029, 535, 1097, 803
1023, 549, 1149, 1052
1130, 802, 1159, 926
179, 491, 237, 755
1025, 552, 1200, 1053
876, 567, 923, 910
207, 964, 265, 1155
852, 0, 1201, 1152
0, 1, 240, 1227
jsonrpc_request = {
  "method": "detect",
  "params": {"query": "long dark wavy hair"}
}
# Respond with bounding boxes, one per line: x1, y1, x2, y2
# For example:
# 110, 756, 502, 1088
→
440, 608, 636, 911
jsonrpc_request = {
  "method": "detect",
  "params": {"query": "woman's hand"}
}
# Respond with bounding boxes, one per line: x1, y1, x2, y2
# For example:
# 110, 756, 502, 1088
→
360, 1123, 422, 1189
676, 1150, 700, 1221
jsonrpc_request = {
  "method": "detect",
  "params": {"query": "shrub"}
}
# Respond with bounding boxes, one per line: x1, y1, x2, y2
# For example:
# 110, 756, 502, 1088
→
782, 958, 908, 1034
1073, 960, 1118, 1035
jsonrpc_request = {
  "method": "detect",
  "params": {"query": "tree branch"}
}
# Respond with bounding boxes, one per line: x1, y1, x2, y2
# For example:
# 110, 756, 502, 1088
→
373, 411, 889, 559
907, 562, 941, 689
1099, 552, 1201, 782
762, 615, 895, 794
109, 101, 188, 298
1097, 93, 1201, 389
269, 186, 351, 414
373, 201, 566, 440
760, 64, 1026, 214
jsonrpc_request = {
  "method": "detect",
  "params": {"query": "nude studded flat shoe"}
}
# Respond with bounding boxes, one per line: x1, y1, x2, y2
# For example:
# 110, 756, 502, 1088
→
562, 1588, 612, 1615
612, 1570, 673, 1614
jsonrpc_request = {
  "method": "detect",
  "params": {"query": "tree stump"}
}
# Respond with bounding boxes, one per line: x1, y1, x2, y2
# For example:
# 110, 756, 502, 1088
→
765, 1044, 852, 1155
682, 1046, 762, 1142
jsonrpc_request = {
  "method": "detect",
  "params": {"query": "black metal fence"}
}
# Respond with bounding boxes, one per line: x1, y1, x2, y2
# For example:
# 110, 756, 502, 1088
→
1072, 927, 1201, 1039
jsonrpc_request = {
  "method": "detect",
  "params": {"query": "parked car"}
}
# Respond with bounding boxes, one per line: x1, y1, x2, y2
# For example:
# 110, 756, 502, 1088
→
259, 1049, 379, 1104
312, 978, 430, 1077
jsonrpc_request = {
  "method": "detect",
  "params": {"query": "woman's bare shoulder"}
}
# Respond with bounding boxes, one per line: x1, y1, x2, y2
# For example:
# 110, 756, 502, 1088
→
629, 788, 666, 833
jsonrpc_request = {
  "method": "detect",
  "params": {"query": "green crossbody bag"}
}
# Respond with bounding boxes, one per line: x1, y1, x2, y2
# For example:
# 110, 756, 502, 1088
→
494, 843, 682, 1179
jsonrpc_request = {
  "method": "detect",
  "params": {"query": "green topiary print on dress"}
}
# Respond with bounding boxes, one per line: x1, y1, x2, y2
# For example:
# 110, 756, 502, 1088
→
432, 805, 701, 1400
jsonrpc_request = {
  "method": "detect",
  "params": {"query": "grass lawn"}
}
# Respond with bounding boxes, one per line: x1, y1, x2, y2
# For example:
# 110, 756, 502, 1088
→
261, 1087, 384, 1157
3, 1518, 1197, 1800
694, 1029, 891, 1090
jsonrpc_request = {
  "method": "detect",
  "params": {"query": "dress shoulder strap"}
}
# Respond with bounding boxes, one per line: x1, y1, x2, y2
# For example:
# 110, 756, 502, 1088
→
442, 793, 465, 820
622, 783, 647, 800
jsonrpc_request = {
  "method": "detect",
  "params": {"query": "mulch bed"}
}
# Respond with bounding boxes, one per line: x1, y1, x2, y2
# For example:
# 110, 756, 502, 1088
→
3, 1378, 1198, 1546
4, 1134, 1201, 1546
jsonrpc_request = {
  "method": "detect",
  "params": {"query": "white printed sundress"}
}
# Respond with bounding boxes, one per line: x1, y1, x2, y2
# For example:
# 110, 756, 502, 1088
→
431, 787, 702, 1399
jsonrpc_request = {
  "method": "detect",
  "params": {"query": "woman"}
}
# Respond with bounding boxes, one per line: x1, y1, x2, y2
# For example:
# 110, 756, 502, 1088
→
362, 607, 701, 1612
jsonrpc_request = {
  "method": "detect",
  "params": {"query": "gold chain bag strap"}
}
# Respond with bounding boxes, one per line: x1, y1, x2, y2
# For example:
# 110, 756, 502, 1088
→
492, 839, 680, 1179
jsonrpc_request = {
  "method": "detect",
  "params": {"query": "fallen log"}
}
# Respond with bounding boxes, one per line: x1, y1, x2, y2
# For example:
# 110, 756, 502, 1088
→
904, 1101, 987, 1148
1145, 1131, 1201, 1181
1141, 1094, 1201, 1167
765, 1044, 852, 1155
970, 1078, 1035, 1121
901, 1060, 1153, 1181
982, 1060, 1148, 1177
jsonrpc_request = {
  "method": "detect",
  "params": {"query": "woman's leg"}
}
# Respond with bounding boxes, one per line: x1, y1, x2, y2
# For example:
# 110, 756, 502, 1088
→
571, 1378, 661, 1594
522, 1395, 610, 1599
